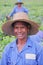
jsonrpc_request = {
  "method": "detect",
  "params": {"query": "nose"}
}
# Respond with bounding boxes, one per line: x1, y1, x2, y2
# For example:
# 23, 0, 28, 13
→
18, 28, 21, 32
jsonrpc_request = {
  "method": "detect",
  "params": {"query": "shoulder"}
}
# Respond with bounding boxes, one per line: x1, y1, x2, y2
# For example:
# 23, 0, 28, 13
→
22, 6, 27, 9
13, 5, 17, 9
30, 36, 43, 54
3, 40, 16, 54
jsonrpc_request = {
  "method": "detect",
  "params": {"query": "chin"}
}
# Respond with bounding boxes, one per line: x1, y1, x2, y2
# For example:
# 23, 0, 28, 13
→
17, 37, 24, 39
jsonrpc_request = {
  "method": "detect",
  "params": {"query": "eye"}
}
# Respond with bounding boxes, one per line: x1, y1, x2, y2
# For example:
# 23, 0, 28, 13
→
14, 27, 18, 29
21, 26, 25, 28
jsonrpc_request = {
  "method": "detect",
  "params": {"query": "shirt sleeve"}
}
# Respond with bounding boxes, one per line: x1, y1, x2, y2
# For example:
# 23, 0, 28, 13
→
37, 47, 43, 65
8, 6, 16, 17
1, 52, 7, 65
23, 7, 29, 14
1, 44, 10, 65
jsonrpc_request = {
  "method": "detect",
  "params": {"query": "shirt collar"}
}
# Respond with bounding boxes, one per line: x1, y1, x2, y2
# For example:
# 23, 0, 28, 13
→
25, 37, 33, 48
10, 37, 33, 49
10, 39, 17, 48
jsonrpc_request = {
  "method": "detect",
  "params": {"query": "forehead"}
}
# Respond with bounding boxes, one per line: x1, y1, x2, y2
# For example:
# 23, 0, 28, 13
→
17, 3, 22, 5
12, 21, 31, 29
12, 21, 28, 28
14, 22, 26, 25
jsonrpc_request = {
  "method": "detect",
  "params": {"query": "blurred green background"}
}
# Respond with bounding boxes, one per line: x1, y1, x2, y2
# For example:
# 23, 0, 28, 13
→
0, 0, 43, 58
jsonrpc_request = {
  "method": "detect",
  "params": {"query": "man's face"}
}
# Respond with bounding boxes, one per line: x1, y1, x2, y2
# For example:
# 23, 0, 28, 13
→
13, 22, 29, 40
17, 3, 22, 7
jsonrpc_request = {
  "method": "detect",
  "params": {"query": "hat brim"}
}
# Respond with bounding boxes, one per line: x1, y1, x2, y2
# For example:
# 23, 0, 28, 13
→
2, 19, 39, 36
15, 2, 23, 5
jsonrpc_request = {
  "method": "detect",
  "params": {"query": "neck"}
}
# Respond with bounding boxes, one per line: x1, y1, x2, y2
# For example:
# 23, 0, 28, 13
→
16, 37, 28, 52
17, 37, 28, 45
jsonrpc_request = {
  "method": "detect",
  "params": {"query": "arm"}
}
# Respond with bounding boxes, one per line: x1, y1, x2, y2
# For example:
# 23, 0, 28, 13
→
23, 7, 29, 14
36, 46, 43, 65
8, 6, 16, 17
1, 52, 7, 65
6, 6, 16, 20
1, 44, 10, 65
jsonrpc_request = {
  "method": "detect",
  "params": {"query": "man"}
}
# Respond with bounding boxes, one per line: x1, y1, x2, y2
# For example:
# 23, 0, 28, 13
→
1, 12, 43, 65
6, 0, 28, 20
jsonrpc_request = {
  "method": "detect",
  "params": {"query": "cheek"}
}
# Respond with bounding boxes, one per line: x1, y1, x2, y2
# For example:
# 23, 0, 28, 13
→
23, 28, 29, 33
14, 29, 18, 33
22, 28, 26, 32
22, 29, 28, 36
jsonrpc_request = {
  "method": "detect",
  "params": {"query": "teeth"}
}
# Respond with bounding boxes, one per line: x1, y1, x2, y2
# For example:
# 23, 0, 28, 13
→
18, 35, 22, 36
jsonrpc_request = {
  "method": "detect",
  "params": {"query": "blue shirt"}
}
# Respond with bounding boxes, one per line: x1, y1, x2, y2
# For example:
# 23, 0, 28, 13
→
8, 5, 28, 17
1, 37, 43, 65
30, 30, 43, 43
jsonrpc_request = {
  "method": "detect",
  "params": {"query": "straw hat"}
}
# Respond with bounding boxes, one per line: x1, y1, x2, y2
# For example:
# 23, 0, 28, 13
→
2, 12, 39, 36
15, 0, 23, 5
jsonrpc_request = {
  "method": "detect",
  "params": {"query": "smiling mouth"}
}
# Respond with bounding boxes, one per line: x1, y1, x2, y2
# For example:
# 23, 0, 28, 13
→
17, 34, 22, 36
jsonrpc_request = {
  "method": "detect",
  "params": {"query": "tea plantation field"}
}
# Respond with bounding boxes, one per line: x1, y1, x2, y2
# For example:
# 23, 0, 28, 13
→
0, 0, 43, 58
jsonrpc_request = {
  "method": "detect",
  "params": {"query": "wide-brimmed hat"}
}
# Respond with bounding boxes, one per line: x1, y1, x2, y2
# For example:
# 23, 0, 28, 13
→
15, 0, 23, 5
2, 12, 39, 36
